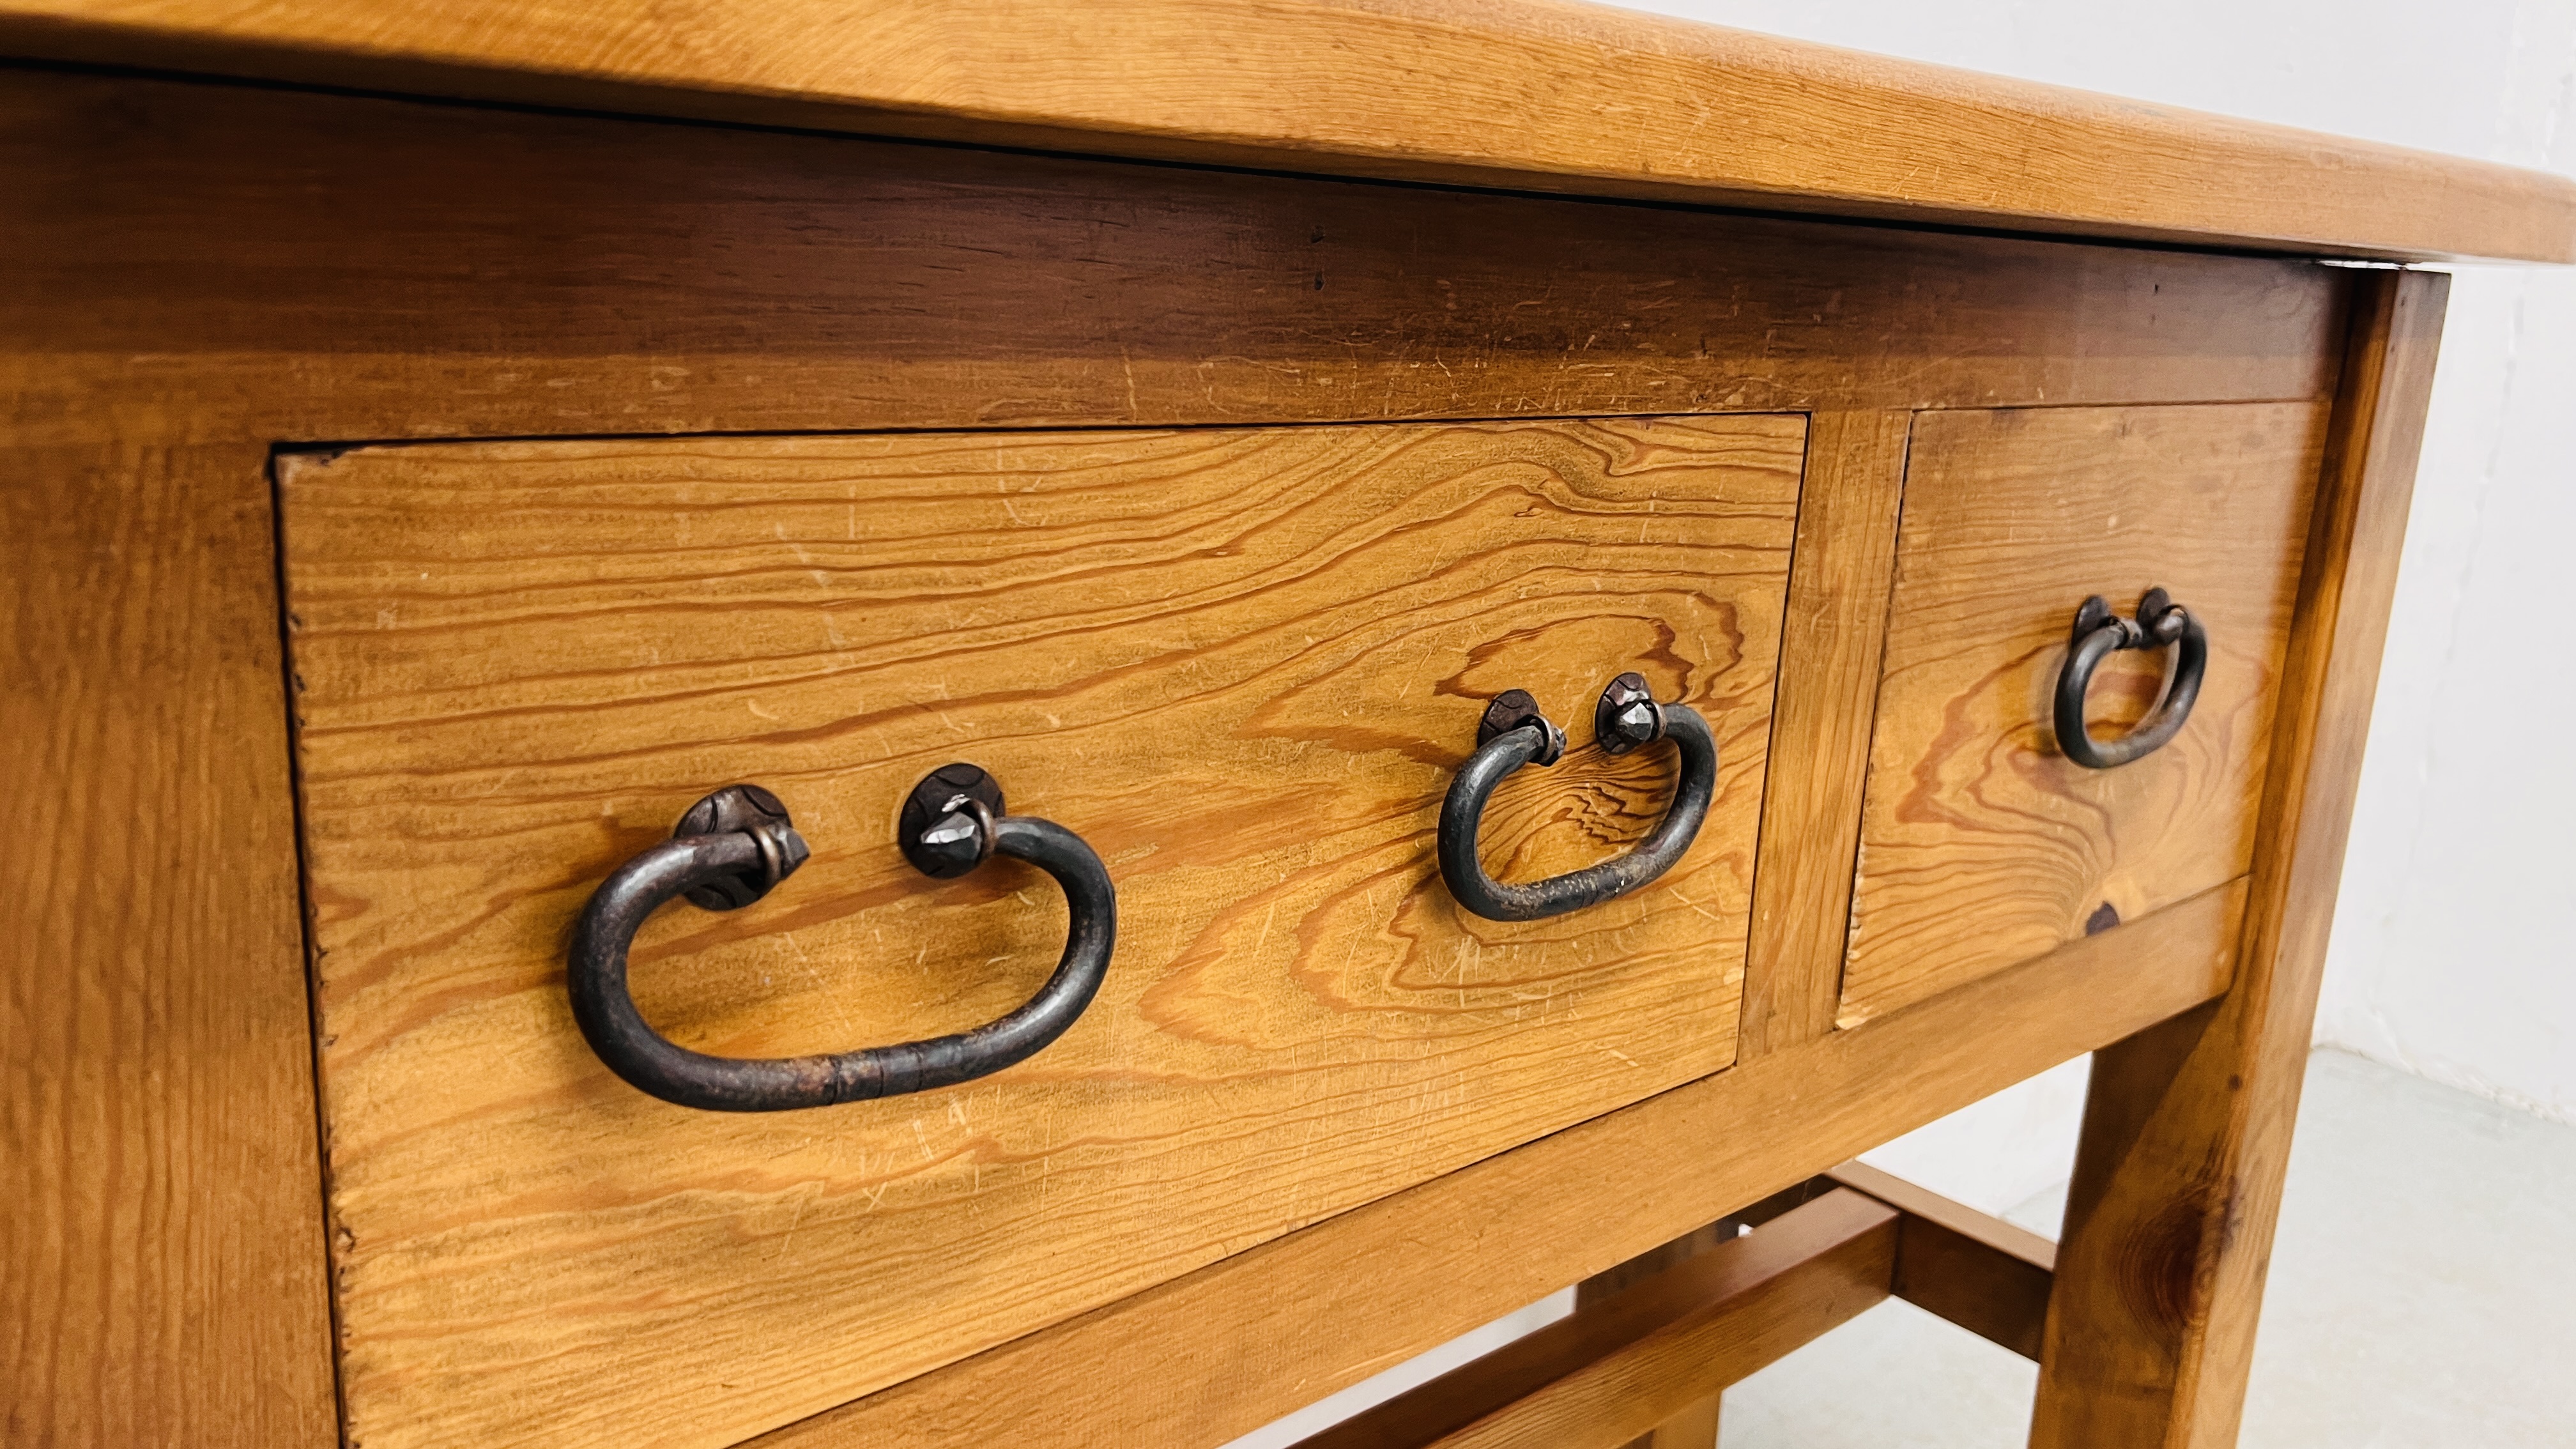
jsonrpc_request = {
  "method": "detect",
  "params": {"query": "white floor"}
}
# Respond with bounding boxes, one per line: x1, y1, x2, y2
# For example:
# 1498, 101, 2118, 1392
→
1722, 1049, 2576, 1448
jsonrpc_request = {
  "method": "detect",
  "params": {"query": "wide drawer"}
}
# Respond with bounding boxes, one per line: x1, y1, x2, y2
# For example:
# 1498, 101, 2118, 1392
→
277, 415, 1800, 1448
1840, 402, 2326, 1023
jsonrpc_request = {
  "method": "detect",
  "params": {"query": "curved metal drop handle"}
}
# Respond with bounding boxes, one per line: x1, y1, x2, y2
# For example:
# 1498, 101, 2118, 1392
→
1437, 674, 1719, 921
2054, 588, 2208, 770
568, 767, 1116, 1112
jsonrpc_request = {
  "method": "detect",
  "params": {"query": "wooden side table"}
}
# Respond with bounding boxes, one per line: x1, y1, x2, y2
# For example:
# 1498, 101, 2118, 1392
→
3, 4, 2567, 1446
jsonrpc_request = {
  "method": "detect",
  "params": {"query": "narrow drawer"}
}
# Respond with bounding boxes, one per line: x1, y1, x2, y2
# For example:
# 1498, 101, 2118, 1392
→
1841, 402, 2326, 1024
279, 415, 1800, 1448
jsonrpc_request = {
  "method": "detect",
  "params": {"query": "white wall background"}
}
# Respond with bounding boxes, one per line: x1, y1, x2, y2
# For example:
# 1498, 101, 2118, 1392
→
1602, 0, 2576, 1213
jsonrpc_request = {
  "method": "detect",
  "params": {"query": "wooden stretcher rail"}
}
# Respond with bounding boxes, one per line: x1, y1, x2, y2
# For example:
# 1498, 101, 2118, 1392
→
1295, 1190, 1897, 1449
1287, 1168, 2057, 1448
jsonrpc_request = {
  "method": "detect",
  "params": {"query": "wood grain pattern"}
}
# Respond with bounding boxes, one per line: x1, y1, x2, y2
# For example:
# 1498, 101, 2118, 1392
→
1631, 1397, 1722, 1449
1575, 1223, 1736, 1448
0, 75, 2356, 444
2030, 270, 2450, 1449
1737, 410, 1910, 1057
1841, 404, 2326, 1025
3, 0, 2572, 261
0, 442, 339, 1448
1574, 1213, 1745, 1448
277, 417, 1799, 1449
0, 65, 2357, 1445
1293, 1188, 1897, 1449
755, 878, 2242, 1449
1566, 1191, 1751, 1433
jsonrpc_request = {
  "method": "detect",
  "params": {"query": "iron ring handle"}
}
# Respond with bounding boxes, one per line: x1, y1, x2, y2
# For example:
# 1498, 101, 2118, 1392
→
2054, 588, 2208, 770
1437, 673, 1719, 922
568, 767, 1116, 1112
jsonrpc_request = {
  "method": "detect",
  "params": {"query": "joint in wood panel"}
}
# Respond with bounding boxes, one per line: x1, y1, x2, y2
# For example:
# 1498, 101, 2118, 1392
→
1827, 1160, 2055, 1360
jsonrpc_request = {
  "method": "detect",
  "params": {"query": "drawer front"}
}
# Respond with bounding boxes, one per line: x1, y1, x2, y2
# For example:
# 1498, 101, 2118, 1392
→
279, 416, 1800, 1448
1841, 402, 2325, 1023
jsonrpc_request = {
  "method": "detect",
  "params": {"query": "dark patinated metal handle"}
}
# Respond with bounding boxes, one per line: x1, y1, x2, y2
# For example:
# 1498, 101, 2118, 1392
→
568, 766, 1116, 1112
2055, 588, 2207, 770
1437, 673, 1719, 921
